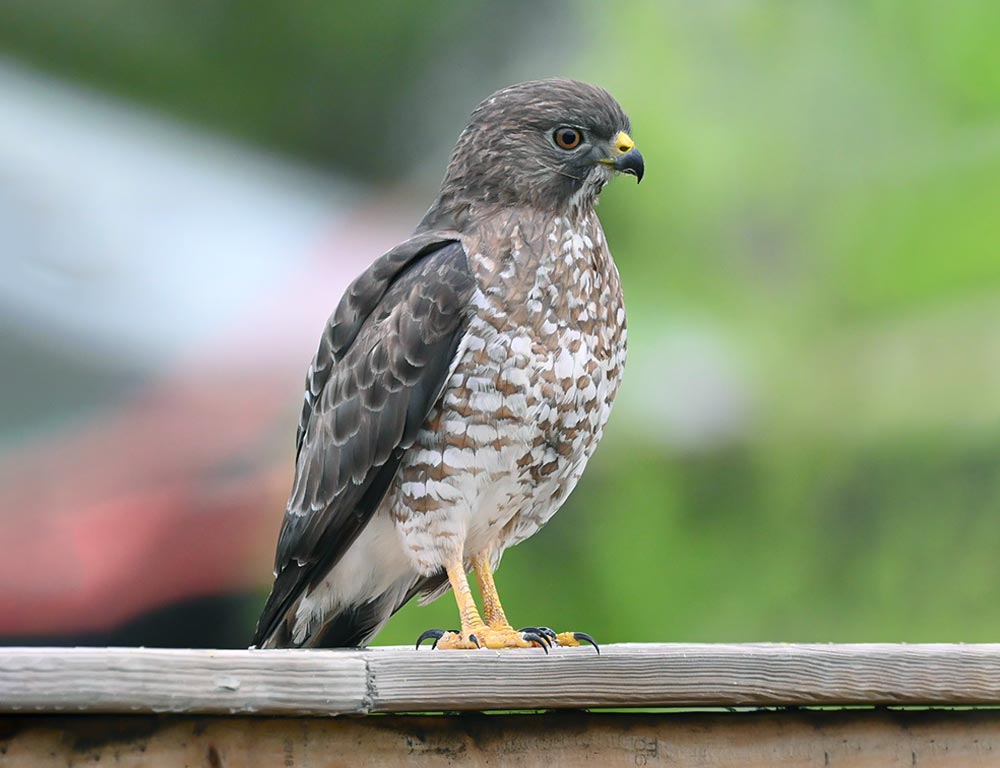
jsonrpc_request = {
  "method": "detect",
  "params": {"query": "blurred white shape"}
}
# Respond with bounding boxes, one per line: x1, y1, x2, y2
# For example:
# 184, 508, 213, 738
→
0, 57, 356, 368
624, 321, 752, 451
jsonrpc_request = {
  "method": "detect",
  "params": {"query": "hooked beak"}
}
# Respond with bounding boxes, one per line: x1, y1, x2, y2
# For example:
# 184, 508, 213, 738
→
599, 130, 644, 183
614, 148, 644, 183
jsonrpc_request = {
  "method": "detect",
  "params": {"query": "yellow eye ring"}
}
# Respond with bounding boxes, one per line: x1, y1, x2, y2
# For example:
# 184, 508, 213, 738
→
553, 127, 582, 150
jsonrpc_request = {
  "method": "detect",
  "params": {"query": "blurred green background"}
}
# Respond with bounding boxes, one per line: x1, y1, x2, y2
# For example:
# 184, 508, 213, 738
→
1, 1, 998, 645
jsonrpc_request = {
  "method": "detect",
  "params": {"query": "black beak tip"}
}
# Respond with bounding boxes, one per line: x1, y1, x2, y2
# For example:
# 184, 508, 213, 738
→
614, 148, 644, 184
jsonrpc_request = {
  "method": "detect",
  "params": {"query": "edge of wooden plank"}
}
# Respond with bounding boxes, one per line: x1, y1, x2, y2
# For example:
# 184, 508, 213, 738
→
3, 643, 1000, 715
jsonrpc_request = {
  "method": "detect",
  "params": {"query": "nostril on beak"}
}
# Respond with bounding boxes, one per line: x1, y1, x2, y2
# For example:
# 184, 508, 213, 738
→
612, 131, 635, 156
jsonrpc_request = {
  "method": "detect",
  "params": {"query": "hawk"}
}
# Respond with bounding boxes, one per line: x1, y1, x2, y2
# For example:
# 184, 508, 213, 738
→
253, 79, 643, 652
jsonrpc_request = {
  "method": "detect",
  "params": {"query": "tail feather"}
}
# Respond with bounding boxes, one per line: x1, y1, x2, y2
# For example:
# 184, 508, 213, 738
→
253, 571, 448, 649
251, 563, 305, 648
311, 594, 398, 648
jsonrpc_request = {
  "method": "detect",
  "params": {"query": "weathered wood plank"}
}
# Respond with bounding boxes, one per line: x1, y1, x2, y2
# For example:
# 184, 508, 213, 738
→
0, 647, 368, 715
3, 644, 1000, 715
2, 710, 999, 767
367, 643, 1000, 712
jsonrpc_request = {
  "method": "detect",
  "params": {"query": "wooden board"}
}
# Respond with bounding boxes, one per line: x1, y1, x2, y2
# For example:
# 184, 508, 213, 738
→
2, 710, 999, 767
3, 644, 1000, 715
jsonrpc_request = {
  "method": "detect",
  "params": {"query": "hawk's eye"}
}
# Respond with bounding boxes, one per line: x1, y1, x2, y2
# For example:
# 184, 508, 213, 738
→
553, 127, 582, 150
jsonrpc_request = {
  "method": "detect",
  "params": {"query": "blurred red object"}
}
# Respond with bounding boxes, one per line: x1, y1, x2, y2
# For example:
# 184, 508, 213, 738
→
0, 369, 289, 638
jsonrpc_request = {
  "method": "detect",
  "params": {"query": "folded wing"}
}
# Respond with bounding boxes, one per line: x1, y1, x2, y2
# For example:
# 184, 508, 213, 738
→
253, 234, 476, 646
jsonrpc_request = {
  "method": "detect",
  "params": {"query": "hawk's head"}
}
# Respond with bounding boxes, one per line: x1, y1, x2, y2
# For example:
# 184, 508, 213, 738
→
430, 79, 643, 224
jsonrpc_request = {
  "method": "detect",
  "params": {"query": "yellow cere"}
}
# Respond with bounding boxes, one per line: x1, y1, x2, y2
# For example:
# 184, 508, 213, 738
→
613, 131, 635, 155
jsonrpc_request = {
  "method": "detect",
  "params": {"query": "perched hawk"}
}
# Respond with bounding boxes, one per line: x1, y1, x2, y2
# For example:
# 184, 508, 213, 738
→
254, 79, 643, 652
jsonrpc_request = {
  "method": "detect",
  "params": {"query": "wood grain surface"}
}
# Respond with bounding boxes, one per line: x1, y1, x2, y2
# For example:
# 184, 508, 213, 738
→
2, 643, 1000, 715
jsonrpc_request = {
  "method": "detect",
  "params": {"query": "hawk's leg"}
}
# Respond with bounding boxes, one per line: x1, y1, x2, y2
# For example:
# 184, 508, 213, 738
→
472, 550, 600, 653
415, 557, 550, 651
472, 550, 512, 630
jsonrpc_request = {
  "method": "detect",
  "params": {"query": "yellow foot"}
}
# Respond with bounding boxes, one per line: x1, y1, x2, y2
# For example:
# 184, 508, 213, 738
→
416, 625, 552, 651
415, 626, 598, 653
550, 630, 601, 653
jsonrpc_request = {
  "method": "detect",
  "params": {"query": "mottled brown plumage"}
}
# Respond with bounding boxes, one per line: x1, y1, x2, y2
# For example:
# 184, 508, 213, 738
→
254, 79, 643, 650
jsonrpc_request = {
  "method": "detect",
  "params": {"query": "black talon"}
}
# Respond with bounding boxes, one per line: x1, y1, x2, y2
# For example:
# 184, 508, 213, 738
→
416, 629, 447, 650
573, 632, 600, 654
518, 627, 553, 647
537, 627, 558, 642
520, 631, 550, 653
468, 633, 481, 649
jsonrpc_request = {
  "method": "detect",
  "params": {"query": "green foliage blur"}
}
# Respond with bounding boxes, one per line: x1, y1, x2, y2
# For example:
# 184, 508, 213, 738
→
5, 1, 998, 644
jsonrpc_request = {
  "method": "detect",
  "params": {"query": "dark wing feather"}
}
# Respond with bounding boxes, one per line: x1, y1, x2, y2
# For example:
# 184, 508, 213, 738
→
253, 234, 475, 646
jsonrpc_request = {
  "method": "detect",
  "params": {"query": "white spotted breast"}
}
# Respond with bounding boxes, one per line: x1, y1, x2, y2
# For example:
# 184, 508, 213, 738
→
390, 209, 626, 572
